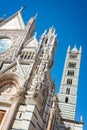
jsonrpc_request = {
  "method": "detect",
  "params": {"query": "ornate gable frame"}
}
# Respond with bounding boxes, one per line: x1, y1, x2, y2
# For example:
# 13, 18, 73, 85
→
0, 73, 24, 130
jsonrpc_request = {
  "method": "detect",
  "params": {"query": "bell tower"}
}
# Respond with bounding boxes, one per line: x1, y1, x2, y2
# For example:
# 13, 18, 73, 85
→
58, 45, 82, 120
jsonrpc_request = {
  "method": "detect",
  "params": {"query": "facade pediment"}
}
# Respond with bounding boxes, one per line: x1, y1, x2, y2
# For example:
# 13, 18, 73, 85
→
0, 11, 25, 30
0, 61, 25, 84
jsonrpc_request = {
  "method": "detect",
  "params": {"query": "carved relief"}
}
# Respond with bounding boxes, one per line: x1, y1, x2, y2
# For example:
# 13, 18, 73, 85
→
0, 73, 22, 103
0, 84, 17, 96
0, 84, 17, 103
12, 66, 17, 72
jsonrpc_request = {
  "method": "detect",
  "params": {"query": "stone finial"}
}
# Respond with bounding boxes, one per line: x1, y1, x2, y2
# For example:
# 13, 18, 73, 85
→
34, 32, 37, 37
67, 45, 70, 52
74, 44, 76, 48
34, 13, 38, 20
79, 46, 82, 53
43, 29, 47, 35
0, 14, 6, 23
80, 115, 83, 122
49, 26, 55, 34
27, 13, 38, 25
40, 29, 47, 40
18, 7, 25, 13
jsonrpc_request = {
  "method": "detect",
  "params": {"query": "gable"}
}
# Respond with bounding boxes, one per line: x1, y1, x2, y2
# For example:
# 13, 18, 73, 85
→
71, 45, 79, 53
0, 11, 25, 30
24, 36, 39, 48
0, 60, 32, 84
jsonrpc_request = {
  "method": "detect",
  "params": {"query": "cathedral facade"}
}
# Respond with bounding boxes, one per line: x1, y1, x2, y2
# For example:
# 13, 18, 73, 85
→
0, 8, 83, 130
0, 8, 60, 130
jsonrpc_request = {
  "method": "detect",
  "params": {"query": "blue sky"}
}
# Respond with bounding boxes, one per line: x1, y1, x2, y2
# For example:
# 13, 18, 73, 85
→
0, 0, 87, 129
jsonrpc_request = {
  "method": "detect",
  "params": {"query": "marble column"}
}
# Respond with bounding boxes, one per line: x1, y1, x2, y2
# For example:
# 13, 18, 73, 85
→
1, 96, 21, 130
47, 108, 55, 130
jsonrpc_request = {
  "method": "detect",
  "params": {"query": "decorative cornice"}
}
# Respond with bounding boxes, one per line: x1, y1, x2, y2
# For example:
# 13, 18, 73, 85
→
61, 118, 84, 124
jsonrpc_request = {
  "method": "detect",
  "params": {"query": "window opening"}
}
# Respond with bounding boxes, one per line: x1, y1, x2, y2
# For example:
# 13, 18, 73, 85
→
0, 38, 12, 54
36, 67, 39, 74
38, 60, 41, 66
67, 70, 74, 76
68, 62, 76, 68
67, 79, 72, 85
28, 54, 30, 59
24, 52, 28, 59
20, 52, 24, 59
70, 54, 77, 58
0, 110, 6, 124
45, 39, 48, 44
66, 88, 70, 94
65, 97, 68, 103
42, 65, 46, 71
19, 113, 22, 118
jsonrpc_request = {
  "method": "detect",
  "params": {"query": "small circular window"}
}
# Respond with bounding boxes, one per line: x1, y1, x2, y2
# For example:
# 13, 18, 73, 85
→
0, 38, 12, 54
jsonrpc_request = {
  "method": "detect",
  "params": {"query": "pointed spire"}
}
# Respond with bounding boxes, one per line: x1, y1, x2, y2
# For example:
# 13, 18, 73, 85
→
39, 30, 47, 44
80, 115, 83, 122
48, 26, 55, 34
34, 13, 38, 20
34, 32, 37, 38
40, 29, 47, 39
74, 44, 76, 48
67, 45, 70, 52
43, 29, 47, 35
55, 33, 57, 38
18, 7, 25, 14
27, 13, 38, 25
79, 46, 82, 53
